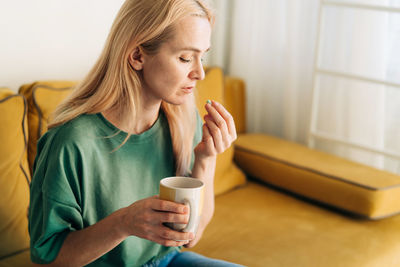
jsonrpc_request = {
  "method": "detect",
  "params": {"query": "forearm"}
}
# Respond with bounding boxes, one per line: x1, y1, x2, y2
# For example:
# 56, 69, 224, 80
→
188, 100, 236, 247
191, 155, 216, 236
41, 208, 128, 267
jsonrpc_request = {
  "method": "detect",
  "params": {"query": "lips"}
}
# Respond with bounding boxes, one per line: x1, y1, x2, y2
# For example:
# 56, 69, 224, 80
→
182, 86, 194, 94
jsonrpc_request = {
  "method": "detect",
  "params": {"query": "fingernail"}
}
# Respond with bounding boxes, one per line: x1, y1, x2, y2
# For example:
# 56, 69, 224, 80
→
206, 99, 212, 105
189, 232, 195, 239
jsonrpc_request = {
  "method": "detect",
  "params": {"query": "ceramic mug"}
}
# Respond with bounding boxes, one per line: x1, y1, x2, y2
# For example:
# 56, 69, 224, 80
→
159, 176, 204, 234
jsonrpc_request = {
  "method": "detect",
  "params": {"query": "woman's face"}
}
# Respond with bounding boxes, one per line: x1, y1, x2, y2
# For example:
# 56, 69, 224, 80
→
140, 15, 211, 106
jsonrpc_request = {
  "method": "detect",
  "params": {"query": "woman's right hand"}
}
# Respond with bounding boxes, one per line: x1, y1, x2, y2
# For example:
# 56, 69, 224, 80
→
121, 196, 194, 247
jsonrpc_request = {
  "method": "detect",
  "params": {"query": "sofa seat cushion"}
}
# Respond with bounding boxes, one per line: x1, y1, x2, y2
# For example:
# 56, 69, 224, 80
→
0, 249, 33, 267
0, 89, 30, 259
187, 181, 400, 267
233, 134, 400, 219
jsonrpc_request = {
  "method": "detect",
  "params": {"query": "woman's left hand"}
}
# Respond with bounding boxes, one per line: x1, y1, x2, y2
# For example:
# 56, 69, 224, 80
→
194, 100, 237, 159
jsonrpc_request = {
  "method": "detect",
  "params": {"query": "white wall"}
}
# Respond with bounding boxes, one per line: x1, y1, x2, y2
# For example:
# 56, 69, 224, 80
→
0, 0, 125, 92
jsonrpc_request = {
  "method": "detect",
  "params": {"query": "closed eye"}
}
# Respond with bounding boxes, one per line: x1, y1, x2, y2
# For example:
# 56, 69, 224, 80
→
179, 57, 192, 63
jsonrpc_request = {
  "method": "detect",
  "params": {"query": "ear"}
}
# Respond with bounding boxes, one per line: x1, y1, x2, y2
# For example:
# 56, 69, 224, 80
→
128, 47, 145, 71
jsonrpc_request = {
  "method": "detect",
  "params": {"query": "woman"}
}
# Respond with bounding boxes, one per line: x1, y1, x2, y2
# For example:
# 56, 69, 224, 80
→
29, 0, 239, 266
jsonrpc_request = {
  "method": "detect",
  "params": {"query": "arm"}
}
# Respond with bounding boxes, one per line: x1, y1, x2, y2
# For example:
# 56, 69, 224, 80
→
186, 100, 237, 248
33, 208, 126, 267
33, 197, 194, 266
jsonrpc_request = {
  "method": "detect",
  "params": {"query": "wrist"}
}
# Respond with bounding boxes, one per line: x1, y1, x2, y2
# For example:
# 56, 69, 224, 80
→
115, 207, 130, 239
192, 154, 216, 182
194, 153, 216, 166
193, 155, 215, 175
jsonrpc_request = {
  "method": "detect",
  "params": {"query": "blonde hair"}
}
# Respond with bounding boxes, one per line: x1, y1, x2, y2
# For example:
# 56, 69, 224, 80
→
49, 0, 214, 176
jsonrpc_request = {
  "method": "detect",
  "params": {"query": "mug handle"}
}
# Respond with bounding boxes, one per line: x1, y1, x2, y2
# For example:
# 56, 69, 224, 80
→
182, 198, 196, 233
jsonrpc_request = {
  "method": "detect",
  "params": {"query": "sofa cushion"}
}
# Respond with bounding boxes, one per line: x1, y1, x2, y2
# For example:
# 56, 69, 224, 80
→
187, 181, 400, 267
19, 81, 76, 175
0, 89, 30, 259
234, 134, 400, 219
0, 249, 32, 267
196, 68, 246, 195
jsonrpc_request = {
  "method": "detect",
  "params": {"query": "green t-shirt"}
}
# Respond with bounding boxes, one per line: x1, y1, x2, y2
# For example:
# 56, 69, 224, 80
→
29, 110, 202, 266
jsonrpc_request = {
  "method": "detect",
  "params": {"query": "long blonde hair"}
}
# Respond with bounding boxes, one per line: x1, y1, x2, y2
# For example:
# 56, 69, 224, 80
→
49, 0, 214, 176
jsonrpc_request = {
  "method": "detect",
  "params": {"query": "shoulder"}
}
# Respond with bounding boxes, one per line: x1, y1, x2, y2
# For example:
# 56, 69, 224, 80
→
35, 114, 105, 163
32, 114, 104, 193
32, 115, 102, 202
41, 114, 102, 147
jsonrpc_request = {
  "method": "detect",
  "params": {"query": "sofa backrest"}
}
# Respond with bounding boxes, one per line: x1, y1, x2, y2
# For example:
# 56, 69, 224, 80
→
0, 88, 30, 259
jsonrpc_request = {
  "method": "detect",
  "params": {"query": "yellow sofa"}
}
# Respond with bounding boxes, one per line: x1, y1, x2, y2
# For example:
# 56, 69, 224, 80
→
1, 68, 400, 267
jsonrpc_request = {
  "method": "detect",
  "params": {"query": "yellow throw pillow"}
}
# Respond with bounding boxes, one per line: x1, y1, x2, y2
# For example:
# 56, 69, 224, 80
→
19, 81, 76, 175
196, 68, 246, 195
224, 77, 246, 134
0, 88, 30, 258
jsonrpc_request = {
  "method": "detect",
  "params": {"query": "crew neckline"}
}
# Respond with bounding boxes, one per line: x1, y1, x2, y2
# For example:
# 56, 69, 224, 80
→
95, 111, 165, 143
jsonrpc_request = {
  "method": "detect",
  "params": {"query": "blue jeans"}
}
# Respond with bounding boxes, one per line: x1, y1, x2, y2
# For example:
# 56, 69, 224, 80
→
143, 250, 244, 267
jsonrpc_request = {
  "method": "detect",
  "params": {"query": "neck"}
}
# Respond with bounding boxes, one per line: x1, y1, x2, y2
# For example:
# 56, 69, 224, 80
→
102, 99, 161, 135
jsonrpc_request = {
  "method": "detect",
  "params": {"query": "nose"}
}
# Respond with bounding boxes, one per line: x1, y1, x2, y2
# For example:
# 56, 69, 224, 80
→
189, 60, 205, 81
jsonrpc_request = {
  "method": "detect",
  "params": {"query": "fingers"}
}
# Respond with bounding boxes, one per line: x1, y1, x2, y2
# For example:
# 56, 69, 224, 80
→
202, 123, 212, 143
204, 115, 224, 153
156, 226, 195, 243
127, 197, 195, 247
205, 102, 230, 141
157, 211, 189, 224
205, 100, 237, 140
203, 100, 237, 153
146, 228, 194, 247
156, 238, 190, 247
151, 199, 188, 214
151, 199, 190, 225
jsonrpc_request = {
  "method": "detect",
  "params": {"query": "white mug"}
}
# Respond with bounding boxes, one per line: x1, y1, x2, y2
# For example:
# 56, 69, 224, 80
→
159, 176, 204, 234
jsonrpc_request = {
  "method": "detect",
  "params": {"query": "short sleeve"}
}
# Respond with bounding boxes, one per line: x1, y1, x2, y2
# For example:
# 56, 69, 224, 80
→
29, 130, 84, 264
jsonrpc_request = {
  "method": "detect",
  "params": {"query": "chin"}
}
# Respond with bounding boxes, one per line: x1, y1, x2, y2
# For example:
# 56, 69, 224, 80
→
165, 100, 186, 106
164, 94, 191, 106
